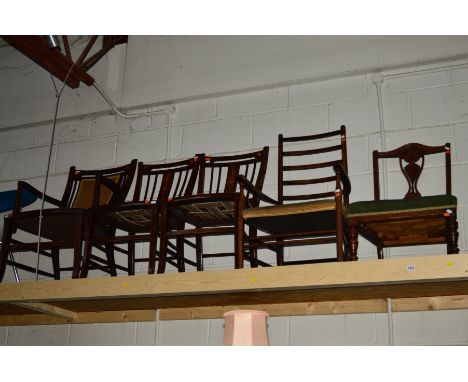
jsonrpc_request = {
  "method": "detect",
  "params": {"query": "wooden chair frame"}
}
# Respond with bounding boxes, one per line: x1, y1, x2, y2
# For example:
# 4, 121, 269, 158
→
0, 160, 137, 282
346, 143, 458, 260
81, 157, 200, 277
159, 147, 269, 271
237, 126, 351, 266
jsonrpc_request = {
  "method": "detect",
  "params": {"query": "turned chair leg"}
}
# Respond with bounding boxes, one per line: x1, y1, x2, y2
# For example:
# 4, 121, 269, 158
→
446, 210, 459, 254
348, 223, 359, 261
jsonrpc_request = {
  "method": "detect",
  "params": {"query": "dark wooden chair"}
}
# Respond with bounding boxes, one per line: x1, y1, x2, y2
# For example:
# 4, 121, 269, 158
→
158, 147, 269, 272
0, 160, 137, 282
238, 126, 350, 265
81, 157, 201, 277
346, 143, 458, 260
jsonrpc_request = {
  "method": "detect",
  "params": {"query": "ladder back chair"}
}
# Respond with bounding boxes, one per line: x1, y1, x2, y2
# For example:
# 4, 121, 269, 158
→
346, 142, 458, 260
159, 147, 269, 272
238, 126, 350, 265
81, 157, 200, 277
0, 160, 137, 282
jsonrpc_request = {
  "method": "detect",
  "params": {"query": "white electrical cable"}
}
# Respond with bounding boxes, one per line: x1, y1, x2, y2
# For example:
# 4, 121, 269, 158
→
387, 297, 395, 346
153, 308, 161, 345
35, 63, 76, 280
92, 81, 175, 123
372, 73, 391, 260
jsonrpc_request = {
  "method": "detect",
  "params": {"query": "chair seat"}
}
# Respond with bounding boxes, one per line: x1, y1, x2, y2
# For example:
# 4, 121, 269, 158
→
10, 208, 86, 243
346, 195, 457, 218
172, 200, 236, 227
244, 199, 337, 235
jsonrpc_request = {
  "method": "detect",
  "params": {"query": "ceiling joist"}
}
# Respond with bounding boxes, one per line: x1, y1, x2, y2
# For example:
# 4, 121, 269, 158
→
2, 35, 128, 89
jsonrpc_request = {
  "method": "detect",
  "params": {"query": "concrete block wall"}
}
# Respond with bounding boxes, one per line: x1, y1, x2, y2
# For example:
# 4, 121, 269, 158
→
2, 45, 468, 344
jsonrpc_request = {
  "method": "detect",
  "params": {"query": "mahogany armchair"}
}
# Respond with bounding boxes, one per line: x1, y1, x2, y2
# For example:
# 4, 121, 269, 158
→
0, 160, 137, 282
81, 157, 200, 277
238, 126, 350, 265
158, 147, 269, 271
346, 143, 458, 260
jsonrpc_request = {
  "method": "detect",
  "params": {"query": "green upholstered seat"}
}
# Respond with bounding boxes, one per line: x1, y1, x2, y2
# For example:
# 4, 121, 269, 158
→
346, 195, 457, 218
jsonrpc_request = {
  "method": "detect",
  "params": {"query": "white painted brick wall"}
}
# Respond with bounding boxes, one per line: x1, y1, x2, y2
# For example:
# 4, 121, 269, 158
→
179, 116, 252, 156
116, 128, 167, 165
3, 59, 468, 345
289, 76, 366, 107
329, 97, 380, 137
217, 87, 288, 117
410, 83, 468, 128
0, 145, 56, 181
252, 105, 327, 147
55, 136, 116, 173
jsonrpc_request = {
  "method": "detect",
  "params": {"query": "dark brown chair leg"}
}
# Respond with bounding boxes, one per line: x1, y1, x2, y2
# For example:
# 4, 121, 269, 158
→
127, 239, 135, 276
72, 216, 84, 279
51, 248, 60, 280
105, 245, 117, 276
276, 240, 285, 266
377, 246, 384, 260
195, 235, 203, 271
248, 226, 258, 267
176, 238, 185, 272
156, 204, 167, 274
0, 218, 13, 282
348, 223, 359, 261
446, 210, 459, 254
234, 194, 244, 269
77, 239, 89, 279
149, 205, 161, 274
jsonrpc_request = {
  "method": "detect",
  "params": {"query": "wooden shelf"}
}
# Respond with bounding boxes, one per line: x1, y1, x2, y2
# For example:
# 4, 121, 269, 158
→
1, 254, 468, 326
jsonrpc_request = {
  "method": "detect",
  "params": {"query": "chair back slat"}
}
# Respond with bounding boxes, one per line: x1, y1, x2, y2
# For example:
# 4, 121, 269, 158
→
279, 126, 347, 204
198, 148, 269, 206
283, 144, 343, 157
133, 157, 200, 203
373, 142, 451, 200
64, 160, 137, 208
283, 191, 336, 202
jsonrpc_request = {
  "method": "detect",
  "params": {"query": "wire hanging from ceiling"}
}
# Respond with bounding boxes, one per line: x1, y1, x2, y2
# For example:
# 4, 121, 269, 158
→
34, 62, 76, 280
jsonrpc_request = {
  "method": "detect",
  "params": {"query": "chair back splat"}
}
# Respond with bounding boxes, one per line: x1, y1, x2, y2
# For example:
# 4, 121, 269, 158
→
240, 126, 350, 266
346, 142, 458, 261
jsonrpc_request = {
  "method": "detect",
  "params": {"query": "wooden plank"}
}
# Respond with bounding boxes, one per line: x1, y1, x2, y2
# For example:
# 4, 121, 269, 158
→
1, 254, 468, 326
3, 295, 468, 326
12, 302, 77, 320
1, 254, 468, 304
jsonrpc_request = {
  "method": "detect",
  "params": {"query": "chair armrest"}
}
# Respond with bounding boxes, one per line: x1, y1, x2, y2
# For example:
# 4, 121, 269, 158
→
14, 181, 62, 213
237, 175, 279, 205
333, 162, 351, 199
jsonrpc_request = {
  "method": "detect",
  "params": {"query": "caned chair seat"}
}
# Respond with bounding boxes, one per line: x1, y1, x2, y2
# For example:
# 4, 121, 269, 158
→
346, 195, 457, 218
173, 199, 236, 226
244, 199, 337, 235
